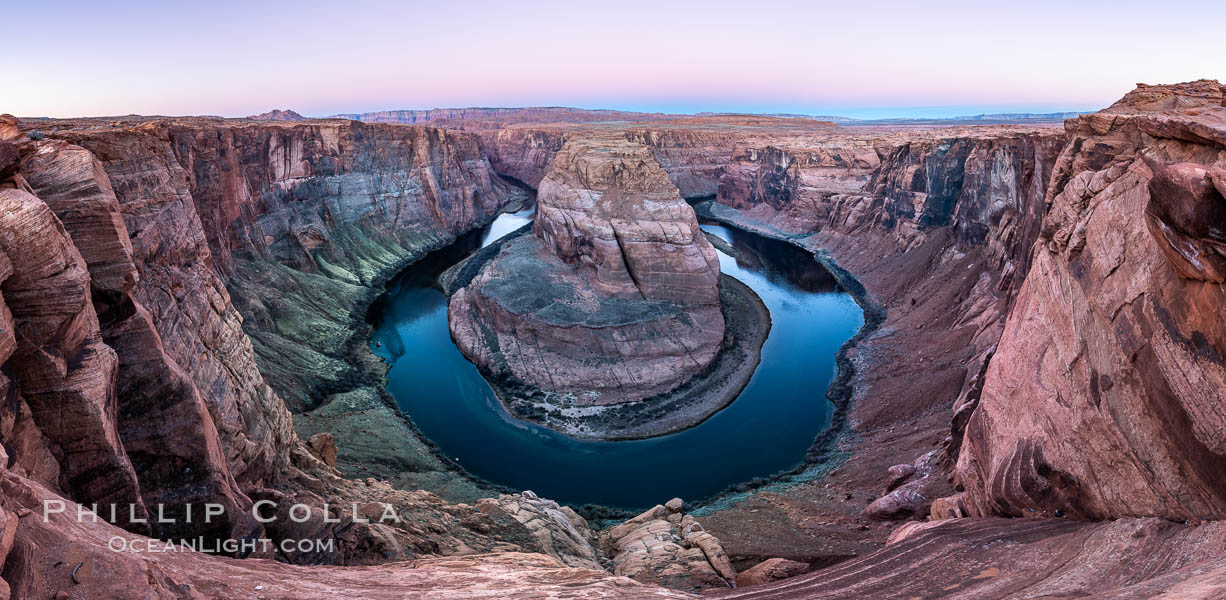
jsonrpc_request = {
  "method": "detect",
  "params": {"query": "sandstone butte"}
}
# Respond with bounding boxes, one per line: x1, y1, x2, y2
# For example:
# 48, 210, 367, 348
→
449, 135, 726, 407
0, 79, 1220, 599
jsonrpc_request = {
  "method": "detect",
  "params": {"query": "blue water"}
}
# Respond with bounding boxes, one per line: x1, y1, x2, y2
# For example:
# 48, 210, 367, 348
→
370, 210, 863, 509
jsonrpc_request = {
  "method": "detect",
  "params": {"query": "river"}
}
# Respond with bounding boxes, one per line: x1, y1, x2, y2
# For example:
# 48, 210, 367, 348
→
369, 208, 863, 509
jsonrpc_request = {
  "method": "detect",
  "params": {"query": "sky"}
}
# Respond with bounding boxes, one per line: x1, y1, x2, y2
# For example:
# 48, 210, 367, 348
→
3, 0, 1224, 119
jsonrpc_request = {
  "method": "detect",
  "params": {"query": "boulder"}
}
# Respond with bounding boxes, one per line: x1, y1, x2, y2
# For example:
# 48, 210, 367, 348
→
307, 432, 338, 467
602, 498, 736, 592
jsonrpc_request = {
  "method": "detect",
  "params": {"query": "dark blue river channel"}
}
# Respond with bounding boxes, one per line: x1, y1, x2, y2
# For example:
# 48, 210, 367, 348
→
370, 208, 863, 509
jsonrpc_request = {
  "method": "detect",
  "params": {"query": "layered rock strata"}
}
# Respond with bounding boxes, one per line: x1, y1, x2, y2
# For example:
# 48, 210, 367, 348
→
450, 137, 725, 406
50, 117, 521, 499
712, 517, 1226, 599
0, 117, 638, 576
694, 123, 1064, 553
948, 79, 1226, 521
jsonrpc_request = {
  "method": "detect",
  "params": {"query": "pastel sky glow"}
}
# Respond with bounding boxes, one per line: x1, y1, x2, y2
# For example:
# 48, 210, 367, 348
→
3, 0, 1224, 119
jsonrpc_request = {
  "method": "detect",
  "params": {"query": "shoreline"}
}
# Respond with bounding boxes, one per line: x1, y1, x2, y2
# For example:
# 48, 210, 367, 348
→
687, 200, 886, 510
490, 274, 770, 442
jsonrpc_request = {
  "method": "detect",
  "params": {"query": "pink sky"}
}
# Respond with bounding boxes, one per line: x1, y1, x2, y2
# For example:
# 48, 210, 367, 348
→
3, 0, 1223, 119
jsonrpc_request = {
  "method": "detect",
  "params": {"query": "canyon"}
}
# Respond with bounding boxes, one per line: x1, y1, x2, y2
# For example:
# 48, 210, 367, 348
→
0, 79, 1222, 599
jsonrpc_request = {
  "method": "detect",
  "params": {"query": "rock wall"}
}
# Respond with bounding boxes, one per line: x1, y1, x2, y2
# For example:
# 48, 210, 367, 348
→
478, 128, 568, 188
712, 516, 1226, 599
950, 80, 1226, 521
624, 128, 745, 199
0, 117, 561, 572
0, 188, 147, 530
49, 124, 300, 492
18, 138, 259, 542
714, 127, 1065, 432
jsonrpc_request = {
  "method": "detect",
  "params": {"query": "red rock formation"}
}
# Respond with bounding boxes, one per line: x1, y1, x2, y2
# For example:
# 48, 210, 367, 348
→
697, 124, 1065, 565
20, 139, 137, 295
478, 127, 568, 187
951, 80, 1226, 521
624, 128, 747, 199
17, 137, 260, 542
0, 470, 691, 600
0, 114, 19, 141
450, 136, 724, 405
0, 188, 147, 531
601, 499, 737, 592
55, 124, 299, 489
534, 138, 721, 305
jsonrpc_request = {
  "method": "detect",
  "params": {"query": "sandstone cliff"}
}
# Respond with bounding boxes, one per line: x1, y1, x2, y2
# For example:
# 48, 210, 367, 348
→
949, 80, 1226, 521
699, 124, 1067, 559
0, 117, 626, 576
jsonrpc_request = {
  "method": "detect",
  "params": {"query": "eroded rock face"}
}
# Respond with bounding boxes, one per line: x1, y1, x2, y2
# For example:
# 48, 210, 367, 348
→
0, 188, 149, 530
534, 138, 721, 304
1144, 161, 1226, 282
450, 137, 724, 405
951, 80, 1226, 521
56, 124, 299, 493
478, 128, 568, 187
20, 139, 138, 296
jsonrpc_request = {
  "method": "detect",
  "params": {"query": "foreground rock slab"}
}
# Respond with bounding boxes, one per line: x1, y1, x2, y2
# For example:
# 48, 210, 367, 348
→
712, 517, 1226, 599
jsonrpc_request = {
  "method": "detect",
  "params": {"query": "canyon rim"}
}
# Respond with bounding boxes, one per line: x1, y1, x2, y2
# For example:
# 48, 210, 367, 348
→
3, 2, 1226, 598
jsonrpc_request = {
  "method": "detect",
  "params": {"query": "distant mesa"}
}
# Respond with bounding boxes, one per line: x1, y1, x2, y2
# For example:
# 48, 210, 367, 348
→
248, 109, 306, 121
